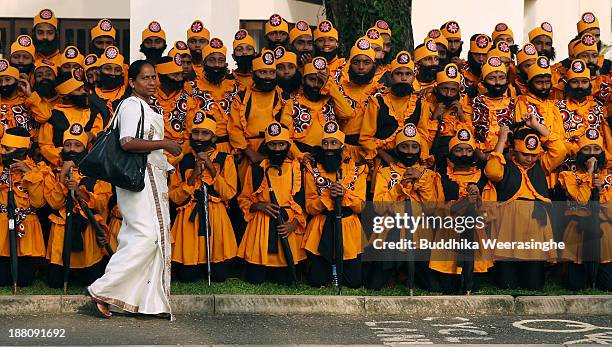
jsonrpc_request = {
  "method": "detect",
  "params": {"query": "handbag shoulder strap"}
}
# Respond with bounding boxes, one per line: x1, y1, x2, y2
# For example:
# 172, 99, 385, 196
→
136, 101, 145, 139
111, 97, 146, 139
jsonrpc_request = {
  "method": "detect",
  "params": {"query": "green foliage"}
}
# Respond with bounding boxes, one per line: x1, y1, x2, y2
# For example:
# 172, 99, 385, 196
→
0, 277, 606, 296
324, 0, 414, 57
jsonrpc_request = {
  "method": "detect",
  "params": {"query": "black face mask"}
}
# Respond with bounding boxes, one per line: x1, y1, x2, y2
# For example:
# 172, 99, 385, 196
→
253, 74, 277, 92
576, 152, 606, 172
517, 70, 529, 83
314, 46, 338, 62
33, 36, 59, 56
483, 82, 508, 98
528, 81, 551, 100
314, 146, 343, 173
448, 152, 477, 166
417, 65, 438, 83
90, 45, 105, 57
185, 70, 197, 81
277, 72, 302, 95
84, 81, 97, 92
395, 149, 420, 167
510, 44, 520, 56
381, 52, 393, 65
189, 135, 215, 153
204, 64, 226, 85
15, 64, 34, 75
587, 63, 599, 76
448, 46, 462, 59
302, 83, 323, 101
139, 43, 166, 64
565, 84, 592, 101
233, 55, 255, 72
68, 94, 89, 109
390, 82, 414, 97
190, 50, 203, 63
99, 73, 124, 90
348, 65, 376, 85
60, 150, 87, 164
34, 79, 57, 99
292, 49, 313, 64
434, 88, 460, 107
265, 147, 289, 166
159, 74, 184, 93
2, 148, 28, 167
540, 47, 556, 61
467, 53, 483, 76
266, 38, 289, 50
0, 83, 18, 98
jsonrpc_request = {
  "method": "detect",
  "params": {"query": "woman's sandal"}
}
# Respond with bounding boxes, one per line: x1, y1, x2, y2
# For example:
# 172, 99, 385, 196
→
91, 297, 112, 318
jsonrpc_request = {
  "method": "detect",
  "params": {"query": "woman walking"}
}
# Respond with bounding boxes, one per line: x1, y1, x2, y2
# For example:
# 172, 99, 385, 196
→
87, 60, 182, 319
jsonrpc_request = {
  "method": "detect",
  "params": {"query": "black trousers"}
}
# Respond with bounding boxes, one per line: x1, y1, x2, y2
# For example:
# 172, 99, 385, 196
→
0, 256, 37, 287
494, 261, 545, 290
362, 261, 394, 290
46, 261, 104, 289
174, 261, 230, 283
307, 253, 362, 288
565, 262, 612, 291
244, 263, 294, 286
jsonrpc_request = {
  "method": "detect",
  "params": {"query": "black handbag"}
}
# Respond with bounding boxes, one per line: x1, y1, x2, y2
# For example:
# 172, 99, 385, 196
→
79, 99, 147, 192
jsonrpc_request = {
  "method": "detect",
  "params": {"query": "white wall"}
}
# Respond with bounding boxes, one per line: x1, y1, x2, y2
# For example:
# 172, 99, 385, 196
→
129, 0, 240, 63
238, 0, 324, 24
413, 0, 525, 58
413, 0, 611, 61
0, 0, 129, 19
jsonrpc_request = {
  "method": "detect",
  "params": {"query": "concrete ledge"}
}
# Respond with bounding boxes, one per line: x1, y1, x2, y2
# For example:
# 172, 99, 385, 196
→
0, 294, 610, 316
0, 295, 61, 314
514, 296, 566, 315
365, 295, 515, 316
61, 295, 92, 313
563, 295, 612, 315
214, 294, 365, 315
171, 295, 214, 314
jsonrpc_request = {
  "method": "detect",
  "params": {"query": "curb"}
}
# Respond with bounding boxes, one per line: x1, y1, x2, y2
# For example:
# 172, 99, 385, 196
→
0, 294, 610, 316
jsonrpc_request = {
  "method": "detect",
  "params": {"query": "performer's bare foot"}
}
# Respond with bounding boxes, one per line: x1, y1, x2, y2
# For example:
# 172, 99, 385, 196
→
91, 298, 112, 318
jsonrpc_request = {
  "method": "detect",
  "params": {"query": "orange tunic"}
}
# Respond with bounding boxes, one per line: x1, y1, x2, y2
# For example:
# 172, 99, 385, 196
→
0, 92, 39, 139
416, 93, 473, 150
35, 51, 61, 67
360, 91, 420, 160
38, 105, 103, 167
337, 79, 385, 161
170, 150, 238, 265
558, 170, 612, 264
152, 86, 199, 144
230, 70, 253, 92
190, 78, 238, 154
484, 133, 567, 261
0, 160, 49, 258
373, 162, 442, 249
237, 159, 307, 267
471, 94, 516, 152
429, 164, 495, 275
281, 80, 353, 159
515, 93, 566, 187
44, 168, 112, 268
555, 98, 611, 170
302, 159, 367, 261
24, 92, 60, 124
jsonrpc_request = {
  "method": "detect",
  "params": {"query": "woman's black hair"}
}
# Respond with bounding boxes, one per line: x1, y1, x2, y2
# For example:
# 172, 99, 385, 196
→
120, 59, 155, 101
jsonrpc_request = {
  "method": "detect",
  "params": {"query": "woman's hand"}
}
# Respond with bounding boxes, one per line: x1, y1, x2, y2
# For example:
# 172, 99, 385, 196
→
163, 140, 182, 156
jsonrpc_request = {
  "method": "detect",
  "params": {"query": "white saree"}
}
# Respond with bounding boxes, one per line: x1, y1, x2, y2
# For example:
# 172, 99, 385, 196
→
88, 96, 174, 320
